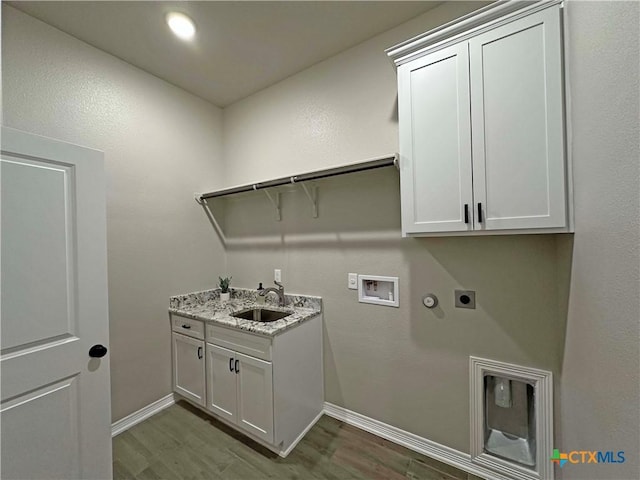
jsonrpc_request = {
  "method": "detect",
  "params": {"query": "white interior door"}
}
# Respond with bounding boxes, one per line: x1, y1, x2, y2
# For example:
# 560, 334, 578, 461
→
398, 42, 474, 234
469, 6, 566, 230
1, 127, 112, 479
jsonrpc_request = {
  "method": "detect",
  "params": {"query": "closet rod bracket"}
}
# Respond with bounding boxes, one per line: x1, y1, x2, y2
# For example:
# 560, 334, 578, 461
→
300, 183, 318, 218
263, 189, 281, 221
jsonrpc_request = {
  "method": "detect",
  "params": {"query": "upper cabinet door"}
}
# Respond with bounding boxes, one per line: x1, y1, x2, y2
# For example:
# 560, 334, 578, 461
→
398, 42, 474, 235
469, 7, 566, 231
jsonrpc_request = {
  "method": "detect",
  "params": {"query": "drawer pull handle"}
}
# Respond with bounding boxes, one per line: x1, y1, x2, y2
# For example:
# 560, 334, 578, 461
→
229, 357, 234, 372
181, 324, 191, 329
235, 359, 239, 374
197, 346, 203, 359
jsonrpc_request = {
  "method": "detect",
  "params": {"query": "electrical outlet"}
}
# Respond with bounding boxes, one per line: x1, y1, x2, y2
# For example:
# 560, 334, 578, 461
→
455, 289, 476, 309
274, 269, 281, 282
348, 273, 358, 290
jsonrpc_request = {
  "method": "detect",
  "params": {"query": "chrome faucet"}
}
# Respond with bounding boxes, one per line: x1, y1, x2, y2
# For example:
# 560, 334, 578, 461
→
259, 281, 286, 307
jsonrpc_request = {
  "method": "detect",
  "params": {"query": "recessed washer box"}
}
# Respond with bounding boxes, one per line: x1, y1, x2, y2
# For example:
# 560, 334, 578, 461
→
357, 275, 399, 308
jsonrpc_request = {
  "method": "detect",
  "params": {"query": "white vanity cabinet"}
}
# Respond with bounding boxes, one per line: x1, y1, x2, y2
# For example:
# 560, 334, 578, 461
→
205, 318, 324, 454
171, 316, 206, 407
206, 333, 274, 443
170, 312, 323, 457
394, 3, 570, 236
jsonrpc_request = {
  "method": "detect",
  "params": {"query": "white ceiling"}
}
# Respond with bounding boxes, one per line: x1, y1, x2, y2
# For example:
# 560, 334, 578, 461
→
10, 1, 442, 107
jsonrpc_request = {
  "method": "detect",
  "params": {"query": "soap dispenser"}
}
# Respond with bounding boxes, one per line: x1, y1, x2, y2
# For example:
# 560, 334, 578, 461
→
256, 282, 265, 305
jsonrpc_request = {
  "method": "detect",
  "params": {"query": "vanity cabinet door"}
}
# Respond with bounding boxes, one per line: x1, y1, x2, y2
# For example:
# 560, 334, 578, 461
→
236, 352, 273, 443
206, 343, 237, 422
172, 333, 205, 407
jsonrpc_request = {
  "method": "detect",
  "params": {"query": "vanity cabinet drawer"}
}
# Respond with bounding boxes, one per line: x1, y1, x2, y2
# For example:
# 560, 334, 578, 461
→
207, 325, 271, 361
172, 315, 204, 340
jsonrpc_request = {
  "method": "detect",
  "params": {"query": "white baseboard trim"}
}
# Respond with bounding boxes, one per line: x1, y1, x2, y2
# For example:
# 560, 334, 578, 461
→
279, 409, 325, 458
112, 393, 176, 437
323, 402, 512, 480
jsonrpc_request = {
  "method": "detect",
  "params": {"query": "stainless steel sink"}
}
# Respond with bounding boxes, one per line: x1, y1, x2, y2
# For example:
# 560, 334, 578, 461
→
231, 308, 293, 323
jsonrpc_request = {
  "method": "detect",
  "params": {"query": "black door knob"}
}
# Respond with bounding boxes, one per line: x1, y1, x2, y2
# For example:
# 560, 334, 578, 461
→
89, 344, 108, 358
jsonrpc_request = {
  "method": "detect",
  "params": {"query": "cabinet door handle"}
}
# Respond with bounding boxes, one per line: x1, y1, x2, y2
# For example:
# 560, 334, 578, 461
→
181, 324, 191, 329
234, 359, 239, 374
477, 203, 483, 223
229, 357, 234, 372
197, 346, 202, 359
464, 204, 469, 224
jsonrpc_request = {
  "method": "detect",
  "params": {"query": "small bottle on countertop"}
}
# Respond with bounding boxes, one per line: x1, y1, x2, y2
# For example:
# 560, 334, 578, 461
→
256, 282, 265, 304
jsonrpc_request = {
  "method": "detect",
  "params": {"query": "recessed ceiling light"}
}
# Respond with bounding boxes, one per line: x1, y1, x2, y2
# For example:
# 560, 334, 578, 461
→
166, 12, 195, 40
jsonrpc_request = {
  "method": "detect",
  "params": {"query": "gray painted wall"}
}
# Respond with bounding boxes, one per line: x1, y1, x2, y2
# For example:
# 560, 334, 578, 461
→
558, 2, 640, 479
2, 5, 226, 422
222, 0, 639, 475
221, 1, 571, 454
3, 1, 639, 478
221, 172, 570, 453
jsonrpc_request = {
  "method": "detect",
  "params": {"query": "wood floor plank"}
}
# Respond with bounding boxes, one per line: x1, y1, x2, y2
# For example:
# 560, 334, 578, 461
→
113, 459, 138, 480
113, 402, 471, 480
128, 417, 181, 452
183, 432, 237, 474
405, 454, 468, 480
136, 458, 185, 480
283, 444, 360, 480
300, 420, 343, 456
332, 444, 408, 480
117, 429, 157, 461
304, 444, 372, 479
332, 424, 411, 476
220, 457, 270, 480
406, 458, 462, 480
158, 446, 209, 479
112, 432, 151, 476
327, 419, 467, 480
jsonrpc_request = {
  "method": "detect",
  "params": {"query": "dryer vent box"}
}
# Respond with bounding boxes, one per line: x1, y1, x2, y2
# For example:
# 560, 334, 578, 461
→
357, 275, 399, 308
470, 357, 554, 480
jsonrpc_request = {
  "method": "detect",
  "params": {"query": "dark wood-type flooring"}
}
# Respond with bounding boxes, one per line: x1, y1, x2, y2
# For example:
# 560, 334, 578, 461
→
113, 401, 480, 480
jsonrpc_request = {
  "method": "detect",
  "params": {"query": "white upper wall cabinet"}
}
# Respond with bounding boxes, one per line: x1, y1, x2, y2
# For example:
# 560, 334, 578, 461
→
391, 2, 571, 236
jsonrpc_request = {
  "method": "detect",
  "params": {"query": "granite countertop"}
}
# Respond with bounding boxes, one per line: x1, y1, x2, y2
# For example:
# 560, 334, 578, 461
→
169, 287, 322, 337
